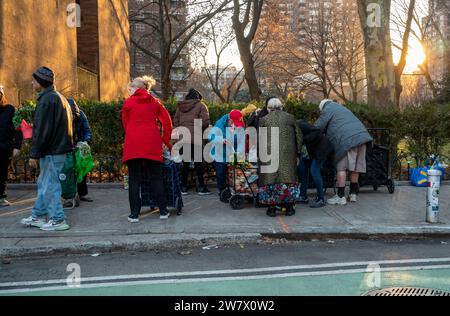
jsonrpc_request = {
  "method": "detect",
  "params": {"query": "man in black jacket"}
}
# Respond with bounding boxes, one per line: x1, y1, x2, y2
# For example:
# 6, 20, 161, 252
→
20, 67, 73, 231
297, 119, 334, 208
0, 85, 23, 207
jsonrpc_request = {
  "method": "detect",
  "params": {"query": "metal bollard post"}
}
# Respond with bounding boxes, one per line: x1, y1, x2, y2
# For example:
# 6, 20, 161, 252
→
426, 169, 442, 223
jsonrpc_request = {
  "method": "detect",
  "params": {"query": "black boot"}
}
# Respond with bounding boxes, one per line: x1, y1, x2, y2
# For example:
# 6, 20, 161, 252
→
266, 207, 276, 217
285, 204, 295, 216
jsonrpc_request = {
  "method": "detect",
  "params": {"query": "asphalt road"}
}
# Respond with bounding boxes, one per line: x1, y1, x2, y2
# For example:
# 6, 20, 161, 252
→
1, 238, 450, 296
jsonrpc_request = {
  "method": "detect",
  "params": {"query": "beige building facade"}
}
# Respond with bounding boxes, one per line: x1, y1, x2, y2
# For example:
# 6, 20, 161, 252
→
0, 0, 130, 105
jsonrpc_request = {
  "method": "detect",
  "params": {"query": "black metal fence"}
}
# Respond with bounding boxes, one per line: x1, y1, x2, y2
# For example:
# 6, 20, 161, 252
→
7, 154, 449, 184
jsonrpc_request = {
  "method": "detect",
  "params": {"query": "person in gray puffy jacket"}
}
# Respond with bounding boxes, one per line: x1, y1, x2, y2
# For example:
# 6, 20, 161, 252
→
314, 100, 372, 205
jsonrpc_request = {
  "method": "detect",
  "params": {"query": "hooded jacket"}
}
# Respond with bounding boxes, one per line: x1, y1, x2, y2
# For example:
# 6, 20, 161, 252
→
173, 99, 210, 143
68, 99, 92, 144
122, 89, 172, 163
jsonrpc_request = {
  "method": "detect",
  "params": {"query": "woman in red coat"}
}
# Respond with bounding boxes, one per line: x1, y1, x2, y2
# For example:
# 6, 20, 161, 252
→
122, 76, 173, 222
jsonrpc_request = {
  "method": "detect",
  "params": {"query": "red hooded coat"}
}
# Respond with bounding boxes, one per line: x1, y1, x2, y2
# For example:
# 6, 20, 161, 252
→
122, 89, 172, 163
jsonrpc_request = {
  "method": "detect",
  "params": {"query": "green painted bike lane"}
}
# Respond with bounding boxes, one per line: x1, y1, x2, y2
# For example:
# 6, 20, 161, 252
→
5, 268, 450, 296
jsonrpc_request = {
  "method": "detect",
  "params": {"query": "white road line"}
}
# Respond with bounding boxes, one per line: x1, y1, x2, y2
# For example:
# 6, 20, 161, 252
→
2, 257, 450, 288
1, 264, 450, 295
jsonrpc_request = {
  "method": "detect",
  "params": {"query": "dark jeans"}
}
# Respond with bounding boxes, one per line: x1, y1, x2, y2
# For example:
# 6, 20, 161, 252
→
213, 162, 228, 193
127, 159, 167, 217
77, 175, 88, 197
0, 149, 12, 199
181, 144, 206, 189
298, 157, 325, 200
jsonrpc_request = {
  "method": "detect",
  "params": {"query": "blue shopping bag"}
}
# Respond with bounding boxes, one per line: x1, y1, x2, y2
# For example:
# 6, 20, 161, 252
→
410, 156, 446, 187
410, 167, 429, 187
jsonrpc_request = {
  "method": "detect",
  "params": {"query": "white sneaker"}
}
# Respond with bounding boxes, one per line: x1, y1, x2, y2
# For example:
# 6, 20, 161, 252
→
349, 194, 357, 203
160, 211, 171, 220
0, 198, 11, 207
40, 219, 70, 231
128, 215, 139, 223
20, 216, 47, 228
327, 195, 347, 206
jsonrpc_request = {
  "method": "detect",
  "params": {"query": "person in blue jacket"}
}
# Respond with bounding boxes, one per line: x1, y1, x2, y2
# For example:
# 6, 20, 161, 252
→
68, 98, 93, 205
208, 110, 245, 200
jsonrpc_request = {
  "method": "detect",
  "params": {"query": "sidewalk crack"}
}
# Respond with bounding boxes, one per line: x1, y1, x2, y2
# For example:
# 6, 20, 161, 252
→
324, 210, 353, 226
14, 238, 23, 246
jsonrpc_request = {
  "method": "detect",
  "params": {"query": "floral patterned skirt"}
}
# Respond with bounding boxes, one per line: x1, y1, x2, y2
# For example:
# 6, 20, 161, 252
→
258, 183, 301, 206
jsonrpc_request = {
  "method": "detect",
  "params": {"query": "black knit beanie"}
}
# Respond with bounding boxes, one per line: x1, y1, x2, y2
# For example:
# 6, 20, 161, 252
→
33, 66, 54, 88
185, 88, 203, 101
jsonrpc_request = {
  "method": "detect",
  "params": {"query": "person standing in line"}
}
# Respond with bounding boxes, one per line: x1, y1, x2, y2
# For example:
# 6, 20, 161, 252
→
173, 88, 211, 196
20, 67, 73, 231
315, 99, 373, 205
297, 119, 333, 208
122, 76, 172, 222
66, 98, 94, 206
208, 109, 246, 199
0, 85, 23, 207
258, 98, 303, 217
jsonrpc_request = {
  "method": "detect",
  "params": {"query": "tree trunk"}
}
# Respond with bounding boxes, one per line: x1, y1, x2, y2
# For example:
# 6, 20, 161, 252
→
419, 63, 438, 98
236, 37, 261, 101
160, 58, 172, 100
357, 0, 396, 107
232, 0, 263, 102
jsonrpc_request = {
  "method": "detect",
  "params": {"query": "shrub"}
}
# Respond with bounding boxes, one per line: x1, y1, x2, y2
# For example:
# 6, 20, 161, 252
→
15, 98, 450, 167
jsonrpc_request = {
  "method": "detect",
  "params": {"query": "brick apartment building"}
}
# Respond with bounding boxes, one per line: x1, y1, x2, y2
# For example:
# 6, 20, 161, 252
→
0, 0, 130, 105
129, 0, 190, 99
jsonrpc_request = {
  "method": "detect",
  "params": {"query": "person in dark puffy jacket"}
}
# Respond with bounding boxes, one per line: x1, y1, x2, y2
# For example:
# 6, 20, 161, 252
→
66, 98, 94, 207
0, 85, 23, 207
315, 100, 373, 206
20, 66, 73, 231
173, 88, 211, 196
297, 119, 334, 208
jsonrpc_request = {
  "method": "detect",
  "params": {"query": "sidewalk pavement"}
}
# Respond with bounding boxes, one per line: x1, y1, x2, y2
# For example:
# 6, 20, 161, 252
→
1, 184, 449, 259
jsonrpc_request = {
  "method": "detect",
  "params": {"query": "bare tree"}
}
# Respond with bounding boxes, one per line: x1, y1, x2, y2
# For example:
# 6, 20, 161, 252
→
232, 0, 264, 101
391, 0, 416, 106
296, 2, 334, 100
130, 0, 232, 100
326, 6, 366, 103
254, 0, 303, 99
412, 0, 447, 98
195, 19, 246, 103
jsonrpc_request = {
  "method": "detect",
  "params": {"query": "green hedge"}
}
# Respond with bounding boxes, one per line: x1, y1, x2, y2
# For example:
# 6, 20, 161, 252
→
15, 98, 450, 165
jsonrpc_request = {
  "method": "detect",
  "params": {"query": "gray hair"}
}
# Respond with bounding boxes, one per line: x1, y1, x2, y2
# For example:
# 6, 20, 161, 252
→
267, 98, 283, 110
319, 99, 333, 112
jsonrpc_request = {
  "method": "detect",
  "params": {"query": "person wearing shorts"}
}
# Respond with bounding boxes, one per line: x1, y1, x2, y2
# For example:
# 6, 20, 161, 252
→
315, 100, 372, 205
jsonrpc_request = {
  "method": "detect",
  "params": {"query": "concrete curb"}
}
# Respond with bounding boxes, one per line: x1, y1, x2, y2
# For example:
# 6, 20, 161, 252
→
0, 233, 262, 260
8, 181, 450, 190
2, 228, 450, 260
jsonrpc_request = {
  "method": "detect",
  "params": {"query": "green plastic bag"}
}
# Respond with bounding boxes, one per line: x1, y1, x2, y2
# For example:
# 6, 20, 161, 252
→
60, 152, 77, 199
75, 142, 95, 184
